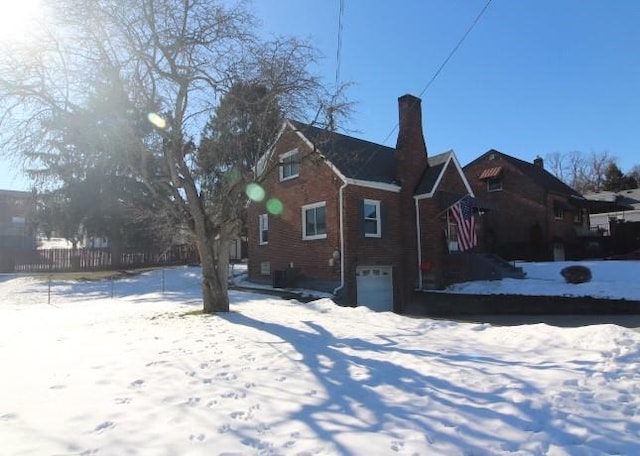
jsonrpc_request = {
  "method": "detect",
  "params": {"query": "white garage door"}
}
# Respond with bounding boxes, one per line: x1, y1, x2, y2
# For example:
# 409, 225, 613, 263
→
356, 266, 393, 312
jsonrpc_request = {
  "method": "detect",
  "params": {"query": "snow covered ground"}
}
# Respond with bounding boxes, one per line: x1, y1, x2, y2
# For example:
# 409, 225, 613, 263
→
447, 260, 640, 301
2, 263, 640, 455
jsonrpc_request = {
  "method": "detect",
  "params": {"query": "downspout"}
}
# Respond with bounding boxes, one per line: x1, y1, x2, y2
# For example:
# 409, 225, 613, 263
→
415, 197, 423, 289
332, 181, 348, 296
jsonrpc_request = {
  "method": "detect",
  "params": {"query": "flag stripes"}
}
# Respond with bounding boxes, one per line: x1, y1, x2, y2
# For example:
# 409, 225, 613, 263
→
450, 195, 477, 251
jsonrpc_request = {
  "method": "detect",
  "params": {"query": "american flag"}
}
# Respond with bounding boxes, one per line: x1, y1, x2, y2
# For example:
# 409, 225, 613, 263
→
450, 195, 477, 251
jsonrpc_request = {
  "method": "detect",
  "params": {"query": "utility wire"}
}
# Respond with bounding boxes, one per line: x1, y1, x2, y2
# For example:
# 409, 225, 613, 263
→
380, 0, 493, 147
335, 0, 345, 89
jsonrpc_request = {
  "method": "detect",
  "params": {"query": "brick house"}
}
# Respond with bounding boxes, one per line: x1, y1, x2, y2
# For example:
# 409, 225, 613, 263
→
0, 189, 35, 250
463, 150, 591, 261
247, 94, 476, 312
0, 189, 36, 271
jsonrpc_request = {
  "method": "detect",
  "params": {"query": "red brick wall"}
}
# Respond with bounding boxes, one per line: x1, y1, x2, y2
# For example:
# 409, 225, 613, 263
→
247, 126, 343, 285
341, 186, 403, 307
418, 159, 470, 287
465, 154, 580, 260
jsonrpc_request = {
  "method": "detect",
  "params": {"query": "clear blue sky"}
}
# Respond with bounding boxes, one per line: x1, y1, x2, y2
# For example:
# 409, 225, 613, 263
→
2, 0, 639, 191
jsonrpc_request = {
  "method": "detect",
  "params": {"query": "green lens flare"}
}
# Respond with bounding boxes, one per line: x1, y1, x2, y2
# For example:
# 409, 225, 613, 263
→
266, 198, 283, 215
245, 183, 265, 202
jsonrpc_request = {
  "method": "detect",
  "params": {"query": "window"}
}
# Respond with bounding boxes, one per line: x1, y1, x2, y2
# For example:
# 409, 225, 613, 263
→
259, 214, 268, 245
302, 202, 327, 240
279, 149, 300, 181
487, 178, 502, 192
554, 205, 564, 220
363, 199, 381, 237
11, 216, 25, 226
260, 261, 271, 275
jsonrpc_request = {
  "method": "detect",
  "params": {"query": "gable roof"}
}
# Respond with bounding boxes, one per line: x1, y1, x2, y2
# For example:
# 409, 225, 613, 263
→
414, 151, 474, 198
465, 149, 583, 199
290, 120, 398, 186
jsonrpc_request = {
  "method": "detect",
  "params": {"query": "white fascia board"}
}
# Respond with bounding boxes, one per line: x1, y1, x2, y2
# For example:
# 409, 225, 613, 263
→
255, 120, 290, 178
345, 178, 401, 193
451, 153, 475, 197
414, 150, 475, 200
289, 121, 318, 152
288, 122, 349, 186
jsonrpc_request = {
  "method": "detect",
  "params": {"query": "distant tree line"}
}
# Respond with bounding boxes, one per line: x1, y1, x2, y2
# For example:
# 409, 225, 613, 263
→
545, 151, 639, 194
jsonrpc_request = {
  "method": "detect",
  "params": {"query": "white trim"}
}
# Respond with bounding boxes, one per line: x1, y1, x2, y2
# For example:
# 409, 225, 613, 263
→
258, 213, 268, 245
302, 201, 328, 240
278, 148, 300, 181
363, 199, 382, 238
289, 120, 318, 151
415, 198, 423, 289
333, 182, 348, 296
345, 178, 401, 192
414, 150, 475, 200
255, 121, 289, 178
258, 120, 401, 193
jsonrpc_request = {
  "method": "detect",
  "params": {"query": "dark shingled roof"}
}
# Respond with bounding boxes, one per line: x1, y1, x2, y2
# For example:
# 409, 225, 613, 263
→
290, 121, 398, 185
465, 149, 584, 199
414, 151, 453, 196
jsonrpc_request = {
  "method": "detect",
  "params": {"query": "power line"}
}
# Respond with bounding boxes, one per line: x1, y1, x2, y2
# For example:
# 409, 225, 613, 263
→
380, 0, 493, 146
335, 0, 345, 88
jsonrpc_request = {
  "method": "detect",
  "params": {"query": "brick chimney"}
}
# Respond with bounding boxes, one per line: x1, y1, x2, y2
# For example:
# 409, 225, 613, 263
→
395, 94, 428, 188
533, 156, 544, 168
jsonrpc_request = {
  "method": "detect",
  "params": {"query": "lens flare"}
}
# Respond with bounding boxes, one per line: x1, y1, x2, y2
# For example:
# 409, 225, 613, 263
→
0, 0, 44, 43
266, 198, 284, 215
147, 113, 167, 130
245, 183, 265, 202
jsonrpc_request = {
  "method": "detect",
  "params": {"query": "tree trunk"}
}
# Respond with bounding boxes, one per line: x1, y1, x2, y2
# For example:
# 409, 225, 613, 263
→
196, 233, 230, 313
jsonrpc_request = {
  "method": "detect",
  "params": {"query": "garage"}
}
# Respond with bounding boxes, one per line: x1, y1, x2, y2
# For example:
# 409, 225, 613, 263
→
356, 266, 394, 312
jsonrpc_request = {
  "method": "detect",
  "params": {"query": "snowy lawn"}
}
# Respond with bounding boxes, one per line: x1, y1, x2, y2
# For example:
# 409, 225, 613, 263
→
446, 260, 640, 301
2, 264, 640, 455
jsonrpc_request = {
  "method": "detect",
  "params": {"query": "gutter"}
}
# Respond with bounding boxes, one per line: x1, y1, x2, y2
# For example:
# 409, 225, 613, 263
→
332, 181, 348, 296
415, 197, 423, 289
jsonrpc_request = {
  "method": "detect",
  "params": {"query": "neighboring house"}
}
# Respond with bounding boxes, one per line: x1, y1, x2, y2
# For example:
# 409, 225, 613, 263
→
247, 94, 478, 313
463, 151, 593, 261
583, 188, 640, 255
584, 188, 640, 232
0, 189, 36, 272
0, 189, 35, 250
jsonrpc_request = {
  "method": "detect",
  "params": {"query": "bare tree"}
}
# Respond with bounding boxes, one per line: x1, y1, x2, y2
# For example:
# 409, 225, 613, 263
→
545, 150, 615, 193
545, 151, 566, 183
0, 0, 345, 312
628, 165, 640, 187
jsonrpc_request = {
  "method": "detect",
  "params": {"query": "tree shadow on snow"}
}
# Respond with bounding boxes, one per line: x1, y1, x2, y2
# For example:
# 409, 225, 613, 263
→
222, 312, 638, 454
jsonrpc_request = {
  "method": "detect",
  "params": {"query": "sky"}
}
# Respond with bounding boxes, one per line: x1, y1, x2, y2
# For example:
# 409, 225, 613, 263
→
3, 261, 640, 454
1, 0, 639, 191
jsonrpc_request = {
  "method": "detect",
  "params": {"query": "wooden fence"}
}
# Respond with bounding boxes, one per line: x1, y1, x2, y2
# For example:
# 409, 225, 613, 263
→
0, 244, 199, 273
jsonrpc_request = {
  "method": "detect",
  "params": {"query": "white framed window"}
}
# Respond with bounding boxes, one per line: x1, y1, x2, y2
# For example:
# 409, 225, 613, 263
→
11, 216, 26, 226
279, 149, 300, 181
487, 177, 502, 192
259, 213, 268, 245
363, 199, 381, 237
302, 202, 327, 240
260, 261, 271, 275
